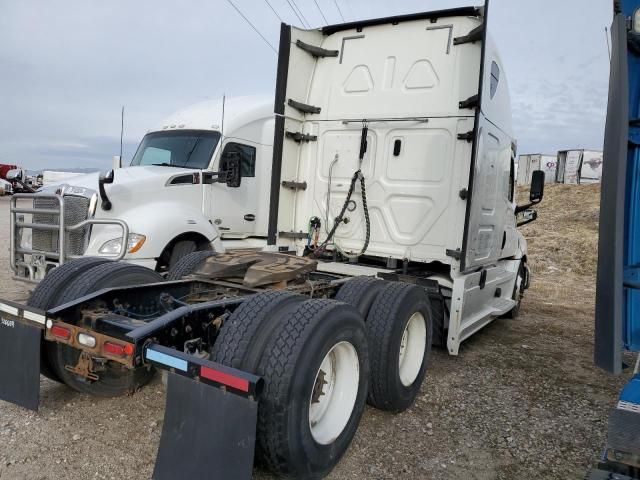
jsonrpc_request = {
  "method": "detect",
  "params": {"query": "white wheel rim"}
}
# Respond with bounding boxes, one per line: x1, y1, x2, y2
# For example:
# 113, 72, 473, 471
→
308, 341, 359, 445
398, 312, 427, 387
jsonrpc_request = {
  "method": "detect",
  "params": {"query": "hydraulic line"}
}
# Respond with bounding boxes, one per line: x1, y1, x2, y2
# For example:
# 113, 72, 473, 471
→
317, 122, 371, 256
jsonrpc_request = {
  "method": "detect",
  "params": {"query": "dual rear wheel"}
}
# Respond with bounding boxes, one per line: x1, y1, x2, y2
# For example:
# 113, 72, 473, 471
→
210, 273, 433, 478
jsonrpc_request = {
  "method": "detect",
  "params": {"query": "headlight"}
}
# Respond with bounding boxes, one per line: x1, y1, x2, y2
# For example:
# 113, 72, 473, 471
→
99, 233, 146, 255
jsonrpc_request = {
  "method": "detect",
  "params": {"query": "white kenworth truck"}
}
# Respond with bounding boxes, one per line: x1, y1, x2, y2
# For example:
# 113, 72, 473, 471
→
9, 94, 277, 280
0, 5, 544, 480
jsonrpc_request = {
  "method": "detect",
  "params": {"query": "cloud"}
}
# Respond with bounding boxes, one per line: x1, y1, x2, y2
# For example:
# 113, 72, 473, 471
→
0, 0, 613, 169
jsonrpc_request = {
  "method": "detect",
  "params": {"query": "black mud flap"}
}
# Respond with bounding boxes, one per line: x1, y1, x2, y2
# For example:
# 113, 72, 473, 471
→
0, 318, 41, 411
145, 345, 263, 479
153, 372, 258, 480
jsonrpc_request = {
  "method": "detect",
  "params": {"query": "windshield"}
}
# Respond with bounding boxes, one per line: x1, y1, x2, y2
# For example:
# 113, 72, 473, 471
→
130, 130, 221, 169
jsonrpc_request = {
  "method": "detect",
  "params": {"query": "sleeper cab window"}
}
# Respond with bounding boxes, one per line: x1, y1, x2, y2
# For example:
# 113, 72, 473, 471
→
490, 61, 500, 99
221, 142, 256, 177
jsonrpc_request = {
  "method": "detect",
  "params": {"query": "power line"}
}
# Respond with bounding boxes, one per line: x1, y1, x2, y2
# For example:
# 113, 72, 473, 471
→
263, 0, 284, 22
313, 0, 328, 24
291, 0, 311, 27
286, 0, 310, 28
333, 0, 345, 22
225, 0, 278, 53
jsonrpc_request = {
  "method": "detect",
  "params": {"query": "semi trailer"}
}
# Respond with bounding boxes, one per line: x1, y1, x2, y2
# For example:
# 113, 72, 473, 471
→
0, 4, 544, 479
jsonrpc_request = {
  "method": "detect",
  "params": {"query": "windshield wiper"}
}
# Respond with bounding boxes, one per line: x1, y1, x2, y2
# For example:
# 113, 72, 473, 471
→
151, 163, 187, 168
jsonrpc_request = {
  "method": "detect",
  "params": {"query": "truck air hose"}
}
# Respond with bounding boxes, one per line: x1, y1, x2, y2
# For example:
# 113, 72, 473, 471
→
317, 169, 370, 256
316, 122, 371, 257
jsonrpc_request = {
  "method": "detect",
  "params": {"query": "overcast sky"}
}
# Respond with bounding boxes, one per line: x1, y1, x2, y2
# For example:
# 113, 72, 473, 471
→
0, 0, 612, 170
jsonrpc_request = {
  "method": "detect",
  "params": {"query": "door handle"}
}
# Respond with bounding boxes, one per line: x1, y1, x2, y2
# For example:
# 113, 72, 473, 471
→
244, 214, 255, 222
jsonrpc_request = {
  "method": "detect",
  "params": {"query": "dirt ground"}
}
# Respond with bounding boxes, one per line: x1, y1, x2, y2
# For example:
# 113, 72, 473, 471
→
0, 185, 633, 479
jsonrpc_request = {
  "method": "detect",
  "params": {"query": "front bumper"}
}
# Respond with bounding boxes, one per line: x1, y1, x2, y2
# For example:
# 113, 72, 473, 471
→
10, 193, 130, 282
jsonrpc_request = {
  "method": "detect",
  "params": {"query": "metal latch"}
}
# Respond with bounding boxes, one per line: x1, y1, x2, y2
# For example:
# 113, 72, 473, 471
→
285, 131, 318, 143
281, 181, 308, 190
453, 24, 484, 45
295, 39, 339, 58
288, 99, 321, 115
445, 249, 462, 260
459, 94, 479, 110
457, 131, 475, 142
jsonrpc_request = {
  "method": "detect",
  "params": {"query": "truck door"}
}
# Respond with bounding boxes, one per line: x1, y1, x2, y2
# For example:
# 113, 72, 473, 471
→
209, 140, 260, 237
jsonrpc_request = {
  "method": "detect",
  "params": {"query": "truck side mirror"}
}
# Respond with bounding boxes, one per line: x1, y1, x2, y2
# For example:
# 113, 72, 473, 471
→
530, 170, 545, 203
515, 170, 545, 216
112, 155, 122, 169
222, 152, 242, 188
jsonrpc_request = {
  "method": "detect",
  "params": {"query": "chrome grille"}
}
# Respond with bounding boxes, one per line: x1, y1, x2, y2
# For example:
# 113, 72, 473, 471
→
32, 195, 90, 256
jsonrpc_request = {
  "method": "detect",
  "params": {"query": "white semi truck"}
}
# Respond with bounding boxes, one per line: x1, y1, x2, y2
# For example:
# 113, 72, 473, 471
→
1, 5, 545, 479
10, 95, 276, 280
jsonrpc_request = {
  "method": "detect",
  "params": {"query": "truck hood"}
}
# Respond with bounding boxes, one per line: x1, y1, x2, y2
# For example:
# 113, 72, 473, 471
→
38, 165, 205, 223
41, 165, 201, 193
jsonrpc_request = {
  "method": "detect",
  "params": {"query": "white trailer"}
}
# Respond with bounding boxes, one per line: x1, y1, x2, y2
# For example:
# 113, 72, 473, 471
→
579, 150, 604, 183
517, 153, 556, 184
556, 149, 603, 184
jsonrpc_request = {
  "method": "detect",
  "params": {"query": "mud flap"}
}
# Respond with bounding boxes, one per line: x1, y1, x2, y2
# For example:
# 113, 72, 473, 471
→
153, 372, 258, 480
145, 345, 262, 480
0, 319, 41, 411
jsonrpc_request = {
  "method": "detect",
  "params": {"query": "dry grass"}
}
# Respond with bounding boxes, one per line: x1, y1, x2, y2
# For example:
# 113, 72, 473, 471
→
519, 183, 601, 276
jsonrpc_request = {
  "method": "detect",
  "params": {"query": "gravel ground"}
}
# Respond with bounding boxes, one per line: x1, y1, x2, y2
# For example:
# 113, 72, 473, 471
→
0, 187, 632, 480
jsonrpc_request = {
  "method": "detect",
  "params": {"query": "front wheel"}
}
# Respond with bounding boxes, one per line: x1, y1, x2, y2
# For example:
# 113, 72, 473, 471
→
506, 261, 527, 319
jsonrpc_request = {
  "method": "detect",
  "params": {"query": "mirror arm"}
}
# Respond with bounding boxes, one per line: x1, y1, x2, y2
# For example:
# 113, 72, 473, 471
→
203, 171, 228, 184
515, 198, 541, 214
517, 217, 537, 227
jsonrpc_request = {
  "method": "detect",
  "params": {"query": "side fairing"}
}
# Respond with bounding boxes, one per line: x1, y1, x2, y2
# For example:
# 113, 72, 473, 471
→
461, 9, 517, 272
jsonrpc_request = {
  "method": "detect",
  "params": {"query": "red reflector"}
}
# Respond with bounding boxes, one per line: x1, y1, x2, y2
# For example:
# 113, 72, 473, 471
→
104, 342, 125, 356
200, 366, 249, 392
50, 325, 71, 340
123, 344, 135, 356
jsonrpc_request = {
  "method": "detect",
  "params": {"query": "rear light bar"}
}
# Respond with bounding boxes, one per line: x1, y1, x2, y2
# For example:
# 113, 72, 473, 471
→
44, 321, 136, 367
144, 344, 262, 398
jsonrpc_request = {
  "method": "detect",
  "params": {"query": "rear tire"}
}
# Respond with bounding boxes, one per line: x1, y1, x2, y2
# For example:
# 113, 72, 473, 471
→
49, 262, 163, 396
210, 291, 305, 372
255, 299, 369, 478
366, 282, 433, 412
334, 276, 387, 317
27, 257, 113, 382
166, 250, 217, 281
